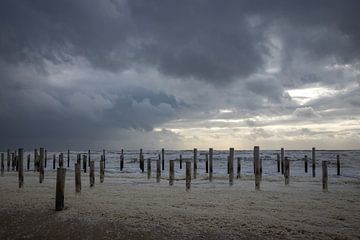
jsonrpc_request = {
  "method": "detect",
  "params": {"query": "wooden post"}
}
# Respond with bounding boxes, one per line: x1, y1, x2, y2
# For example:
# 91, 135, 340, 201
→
120, 149, 124, 171
55, 167, 66, 211
229, 148, 234, 186
304, 155, 308, 173
209, 148, 213, 182
312, 147, 316, 177
18, 148, 24, 188
237, 157, 241, 179
77, 154, 81, 165
59, 153, 64, 168
103, 149, 106, 169
337, 155, 340, 176
157, 155, 161, 183
7, 149, 10, 171
45, 150, 47, 169
11, 152, 15, 171
39, 148, 45, 183
15, 155, 18, 172
254, 146, 260, 190
186, 161, 191, 191
53, 154, 56, 169
281, 148, 284, 174
100, 156, 104, 183
169, 160, 174, 186
67, 149, 70, 168
34, 149, 39, 172
179, 154, 182, 169
147, 158, 151, 179
88, 149, 91, 167
75, 163, 81, 193
161, 148, 165, 171
90, 161, 95, 187
284, 157, 290, 185
139, 148, 143, 171
82, 155, 87, 173
193, 148, 197, 179
322, 161, 328, 191
276, 153, 280, 172
1, 153, 4, 176
27, 154, 30, 171
205, 153, 208, 173
140, 152, 144, 173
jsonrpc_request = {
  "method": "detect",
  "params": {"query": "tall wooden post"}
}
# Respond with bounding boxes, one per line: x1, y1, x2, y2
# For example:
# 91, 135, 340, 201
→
27, 154, 30, 171
77, 154, 81, 165
254, 146, 260, 190
75, 163, 81, 193
193, 148, 197, 179
229, 148, 234, 186
44, 150, 47, 169
1, 153, 4, 176
82, 155, 87, 173
312, 147, 316, 177
7, 149, 10, 172
120, 149, 124, 171
209, 148, 213, 182
55, 167, 66, 211
34, 149, 38, 172
67, 149, 70, 168
169, 160, 174, 186
90, 161, 95, 187
281, 148, 284, 174
161, 148, 165, 171
157, 155, 161, 183
147, 158, 151, 179
277, 153, 280, 172
139, 148, 143, 171
39, 147, 45, 183
237, 157, 241, 179
11, 152, 15, 171
53, 154, 56, 169
88, 150, 91, 167
304, 155, 308, 173
322, 161, 328, 191
59, 153, 64, 168
186, 161, 191, 191
18, 148, 24, 188
179, 154, 182, 169
100, 156, 105, 183
205, 153, 208, 173
336, 155, 340, 176
284, 157, 290, 185
103, 149, 106, 169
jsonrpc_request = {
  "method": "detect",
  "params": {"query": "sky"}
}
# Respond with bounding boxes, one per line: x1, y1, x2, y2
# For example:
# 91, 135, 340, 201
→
0, 0, 359, 150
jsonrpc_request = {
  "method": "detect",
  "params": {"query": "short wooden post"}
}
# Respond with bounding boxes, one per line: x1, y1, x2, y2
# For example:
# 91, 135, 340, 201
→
77, 154, 81, 165
179, 154, 182, 169
1, 153, 4, 176
7, 149, 10, 171
89, 161, 95, 187
322, 161, 328, 191
205, 153, 208, 173
15, 155, 18, 172
209, 148, 213, 182
169, 160, 174, 186
88, 150, 91, 167
55, 167, 66, 211
39, 147, 45, 183
161, 148, 165, 171
34, 149, 39, 172
276, 153, 280, 172
336, 155, 340, 176
27, 154, 30, 171
284, 157, 290, 185
11, 152, 15, 171
67, 149, 70, 168
312, 147, 316, 177
229, 148, 234, 186
45, 150, 48, 169
281, 148, 284, 174
254, 146, 260, 190
147, 158, 151, 179
18, 148, 24, 188
186, 161, 191, 191
304, 155, 308, 173
103, 149, 106, 169
156, 155, 161, 183
139, 148, 143, 171
59, 153, 64, 168
75, 163, 81, 193
193, 148, 197, 179
100, 157, 105, 183
120, 149, 124, 171
237, 157, 241, 179
53, 154, 56, 169
82, 155, 87, 173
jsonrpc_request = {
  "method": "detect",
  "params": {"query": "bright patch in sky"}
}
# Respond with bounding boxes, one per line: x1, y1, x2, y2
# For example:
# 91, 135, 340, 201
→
287, 87, 338, 105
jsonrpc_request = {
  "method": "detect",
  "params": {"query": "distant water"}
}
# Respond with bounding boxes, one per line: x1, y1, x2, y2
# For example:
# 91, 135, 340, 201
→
21, 150, 360, 179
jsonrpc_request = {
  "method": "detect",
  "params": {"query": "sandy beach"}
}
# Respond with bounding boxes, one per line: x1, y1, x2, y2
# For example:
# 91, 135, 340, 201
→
1, 170, 359, 240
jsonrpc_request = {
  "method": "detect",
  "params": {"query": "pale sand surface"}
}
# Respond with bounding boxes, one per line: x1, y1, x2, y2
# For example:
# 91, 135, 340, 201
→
0, 171, 360, 239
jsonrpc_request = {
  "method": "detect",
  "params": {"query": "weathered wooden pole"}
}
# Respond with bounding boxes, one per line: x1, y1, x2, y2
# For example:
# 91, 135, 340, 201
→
55, 167, 66, 211
312, 147, 316, 177
103, 149, 106, 169
34, 149, 39, 172
77, 154, 81, 165
59, 153, 64, 168
161, 148, 165, 171
237, 157, 241, 179
277, 153, 280, 172
284, 157, 290, 185
67, 149, 70, 168
193, 148, 197, 179
179, 154, 182, 169
18, 148, 24, 188
205, 153, 208, 173
229, 148, 234, 186
100, 156, 105, 183
281, 148, 284, 174
27, 154, 30, 171
140, 151, 144, 173
15, 155, 18, 172
304, 155, 308, 173
82, 155, 87, 173
39, 148, 45, 183
45, 150, 48, 169
7, 149, 10, 171
336, 154, 340, 176
11, 152, 15, 171
209, 148, 213, 182
169, 160, 174, 186
186, 161, 191, 191
88, 149, 91, 167
139, 148, 143, 171
322, 161, 328, 191
147, 158, 151, 179
254, 146, 260, 190
120, 149, 124, 171
53, 154, 56, 169
89, 161, 95, 187
75, 163, 81, 193
156, 154, 161, 183
0, 153, 4, 176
